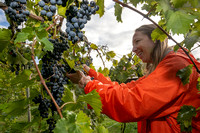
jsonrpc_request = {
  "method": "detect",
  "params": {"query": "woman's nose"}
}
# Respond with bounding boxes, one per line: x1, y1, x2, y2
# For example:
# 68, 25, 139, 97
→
132, 47, 137, 52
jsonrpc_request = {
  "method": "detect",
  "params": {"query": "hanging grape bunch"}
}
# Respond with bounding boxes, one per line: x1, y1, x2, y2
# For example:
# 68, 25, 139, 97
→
33, 34, 71, 132
4, 0, 30, 26
65, 0, 99, 44
38, 0, 63, 21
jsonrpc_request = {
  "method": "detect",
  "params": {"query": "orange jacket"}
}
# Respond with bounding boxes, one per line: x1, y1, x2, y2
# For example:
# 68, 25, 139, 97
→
84, 49, 200, 133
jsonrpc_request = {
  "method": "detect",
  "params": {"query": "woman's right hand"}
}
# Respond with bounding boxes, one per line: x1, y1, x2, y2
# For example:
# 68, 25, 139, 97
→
66, 70, 84, 84
66, 64, 91, 85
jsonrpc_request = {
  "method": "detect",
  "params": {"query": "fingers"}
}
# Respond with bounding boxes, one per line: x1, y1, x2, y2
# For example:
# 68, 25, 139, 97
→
83, 64, 90, 72
78, 76, 91, 88
77, 70, 85, 77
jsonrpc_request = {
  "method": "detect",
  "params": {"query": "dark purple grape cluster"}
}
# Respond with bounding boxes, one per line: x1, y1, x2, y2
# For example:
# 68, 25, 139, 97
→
38, 0, 62, 21
65, 0, 99, 44
33, 94, 51, 118
46, 118, 56, 133
4, 0, 30, 26
33, 34, 72, 132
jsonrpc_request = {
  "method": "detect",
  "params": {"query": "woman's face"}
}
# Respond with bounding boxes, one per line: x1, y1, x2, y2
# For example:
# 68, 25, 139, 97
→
132, 31, 155, 63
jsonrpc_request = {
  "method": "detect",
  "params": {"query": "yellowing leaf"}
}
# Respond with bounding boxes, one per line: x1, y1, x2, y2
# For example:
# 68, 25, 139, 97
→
96, 0, 104, 17
58, 5, 67, 17
90, 43, 98, 50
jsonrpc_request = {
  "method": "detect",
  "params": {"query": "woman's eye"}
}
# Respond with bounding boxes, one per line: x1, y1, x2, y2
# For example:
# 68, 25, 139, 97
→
136, 40, 140, 43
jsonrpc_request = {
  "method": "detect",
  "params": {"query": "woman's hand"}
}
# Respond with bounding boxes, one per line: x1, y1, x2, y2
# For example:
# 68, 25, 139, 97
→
78, 75, 91, 88
66, 64, 91, 87
66, 70, 84, 84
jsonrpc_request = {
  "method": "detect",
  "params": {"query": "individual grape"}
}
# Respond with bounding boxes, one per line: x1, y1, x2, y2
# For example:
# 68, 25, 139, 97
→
74, 22, 79, 29
71, 17, 78, 23
50, 5, 56, 12
50, 0, 56, 5
90, 1, 96, 7
57, 0, 62, 5
69, 31, 76, 37
78, 32, 83, 39
39, 0, 45, 7
40, 10, 46, 15
43, 5, 49, 11
19, 0, 27, 4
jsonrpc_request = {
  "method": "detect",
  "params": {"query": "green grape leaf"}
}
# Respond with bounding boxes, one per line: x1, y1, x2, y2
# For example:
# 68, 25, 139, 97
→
0, 28, 11, 52
114, 3, 122, 22
58, 5, 67, 17
14, 26, 35, 44
36, 28, 48, 40
184, 31, 200, 50
106, 51, 116, 61
14, 32, 30, 44
157, 0, 171, 13
177, 105, 196, 132
176, 64, 193, 85
65, 58, 75, 69
78, 90, 102, 116
54, 118, 72, 133
7, 51, 28, 65
90, 43, 98, 50
76, 110, 93, 133
11, 70, 32, 86
112, 59, 118, 67
54, 111, 93, 133
95, 125, 109, 133
171, 0, 188, 8
62, 87, 75, 103
133, 55, 141, 65
129, 0, 141, 7
166, 11, 197, 34
38, 37, 53, 52
0, 99, 28, 116
151, 28, 167, 41
189, 0, 199, 7
96, 0, 104, 17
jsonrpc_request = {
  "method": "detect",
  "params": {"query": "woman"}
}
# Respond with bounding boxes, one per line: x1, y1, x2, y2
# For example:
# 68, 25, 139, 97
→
67, 24, 200, 133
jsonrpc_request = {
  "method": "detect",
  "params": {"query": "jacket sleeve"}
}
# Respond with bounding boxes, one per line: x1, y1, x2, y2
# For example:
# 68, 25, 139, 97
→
84, 55, 192, 122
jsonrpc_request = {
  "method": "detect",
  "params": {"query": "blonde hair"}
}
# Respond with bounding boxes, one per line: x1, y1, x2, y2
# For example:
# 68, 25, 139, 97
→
135, 24, 172, 75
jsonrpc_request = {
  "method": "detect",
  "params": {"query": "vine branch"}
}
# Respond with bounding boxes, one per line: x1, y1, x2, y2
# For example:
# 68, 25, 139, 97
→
113, 0, 200, 73
60, 102, 76, 110
31, 40, 63, 118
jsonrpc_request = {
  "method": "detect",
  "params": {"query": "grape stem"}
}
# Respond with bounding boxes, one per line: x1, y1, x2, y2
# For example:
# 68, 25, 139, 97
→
31, 39, 63, 118
60, 102, 76, 110
113, 0, 200, 74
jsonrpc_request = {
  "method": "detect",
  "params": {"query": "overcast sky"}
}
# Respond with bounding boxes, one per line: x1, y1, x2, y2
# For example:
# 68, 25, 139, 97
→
0, 0, 199, 69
